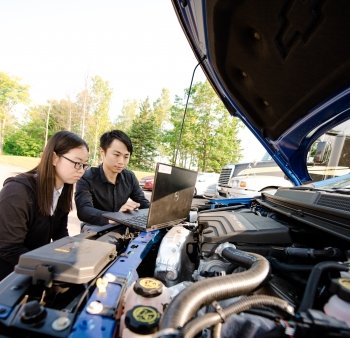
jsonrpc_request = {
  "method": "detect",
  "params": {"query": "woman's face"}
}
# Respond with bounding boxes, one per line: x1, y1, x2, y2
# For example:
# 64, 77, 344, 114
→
53, 146, 89, 188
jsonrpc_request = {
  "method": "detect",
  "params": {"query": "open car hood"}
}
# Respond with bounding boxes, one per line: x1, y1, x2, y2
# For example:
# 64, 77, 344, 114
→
171, 0, 350, 184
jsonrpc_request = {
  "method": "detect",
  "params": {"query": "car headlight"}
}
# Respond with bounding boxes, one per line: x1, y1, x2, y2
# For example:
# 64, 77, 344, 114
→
239, 181, 247, 188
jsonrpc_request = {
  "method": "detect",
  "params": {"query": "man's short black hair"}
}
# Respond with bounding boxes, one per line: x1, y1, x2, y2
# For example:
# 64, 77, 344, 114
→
100, 130, 133, 154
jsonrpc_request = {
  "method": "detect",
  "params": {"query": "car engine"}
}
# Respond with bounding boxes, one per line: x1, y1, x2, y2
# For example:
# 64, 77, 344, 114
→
0, 189, 350, 338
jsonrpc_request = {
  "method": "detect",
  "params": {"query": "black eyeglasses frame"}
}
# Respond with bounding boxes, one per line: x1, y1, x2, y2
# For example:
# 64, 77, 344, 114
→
61, 155, 90, 171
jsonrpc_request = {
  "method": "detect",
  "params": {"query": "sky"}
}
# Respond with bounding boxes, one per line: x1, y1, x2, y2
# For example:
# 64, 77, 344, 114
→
1, 0, 265, 162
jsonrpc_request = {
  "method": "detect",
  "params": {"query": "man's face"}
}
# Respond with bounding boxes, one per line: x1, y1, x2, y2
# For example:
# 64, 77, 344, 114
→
101, 139, 130, 174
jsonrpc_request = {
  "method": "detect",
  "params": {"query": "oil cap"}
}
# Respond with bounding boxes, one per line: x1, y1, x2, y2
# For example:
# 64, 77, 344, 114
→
133, 277, 163, 298
125, 305, 160, 334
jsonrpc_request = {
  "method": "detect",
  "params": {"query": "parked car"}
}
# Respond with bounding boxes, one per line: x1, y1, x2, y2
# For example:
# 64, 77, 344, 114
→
194, 172, 219, 197
227, 174, 293, 198
139, 175, 154, 189
142, 176, 154, 191
217, 152, 283, 197
203, 182, 219, 199
218, 141, 350, 198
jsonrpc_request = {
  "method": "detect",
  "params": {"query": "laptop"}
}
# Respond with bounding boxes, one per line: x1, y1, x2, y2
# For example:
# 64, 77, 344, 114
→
102, 163, 198, 231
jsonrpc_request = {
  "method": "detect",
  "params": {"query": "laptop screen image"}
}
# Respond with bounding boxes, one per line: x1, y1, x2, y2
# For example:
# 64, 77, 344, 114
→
103, 163, 198, 231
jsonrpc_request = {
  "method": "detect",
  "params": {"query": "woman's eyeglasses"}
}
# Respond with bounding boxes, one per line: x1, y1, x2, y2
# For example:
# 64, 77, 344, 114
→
61, 155, 90, 171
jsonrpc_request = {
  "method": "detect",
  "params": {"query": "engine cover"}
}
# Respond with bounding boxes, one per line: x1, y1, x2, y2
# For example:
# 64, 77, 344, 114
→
197, 209, 291, 255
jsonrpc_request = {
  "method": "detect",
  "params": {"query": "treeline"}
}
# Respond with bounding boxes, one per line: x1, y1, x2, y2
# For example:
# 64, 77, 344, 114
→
0, 71, 242, 172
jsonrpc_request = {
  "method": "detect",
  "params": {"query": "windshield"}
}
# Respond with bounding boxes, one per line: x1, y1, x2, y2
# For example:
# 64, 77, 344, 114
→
312, 173, 350, 189
307, 120, 350, 181
260, 152, 273, 161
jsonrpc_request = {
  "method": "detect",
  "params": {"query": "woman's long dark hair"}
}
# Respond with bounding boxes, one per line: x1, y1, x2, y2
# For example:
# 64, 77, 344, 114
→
30, 131, 89, 216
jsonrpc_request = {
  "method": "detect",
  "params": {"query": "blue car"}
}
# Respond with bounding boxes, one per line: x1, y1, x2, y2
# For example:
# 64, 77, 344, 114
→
1, 1, 350, 337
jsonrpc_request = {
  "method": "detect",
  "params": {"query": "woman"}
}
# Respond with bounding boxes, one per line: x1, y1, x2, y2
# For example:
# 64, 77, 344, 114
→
0, 131, 89, 281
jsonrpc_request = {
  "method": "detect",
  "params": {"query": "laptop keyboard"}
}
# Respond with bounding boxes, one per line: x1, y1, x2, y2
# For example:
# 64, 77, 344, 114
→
122, 214, 148, 228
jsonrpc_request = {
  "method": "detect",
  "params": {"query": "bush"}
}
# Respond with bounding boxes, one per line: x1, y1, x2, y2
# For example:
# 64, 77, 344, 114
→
4, 130, 43, 157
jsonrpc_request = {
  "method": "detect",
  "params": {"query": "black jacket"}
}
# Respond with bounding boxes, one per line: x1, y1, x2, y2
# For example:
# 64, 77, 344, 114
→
0, 173, 69, 280
75, 165, 150, 225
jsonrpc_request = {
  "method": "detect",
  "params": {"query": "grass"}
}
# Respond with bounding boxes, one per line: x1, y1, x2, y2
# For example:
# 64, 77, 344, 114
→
0, 155, 40, 170
0, 155, 152, 179
134, 170, 153, 179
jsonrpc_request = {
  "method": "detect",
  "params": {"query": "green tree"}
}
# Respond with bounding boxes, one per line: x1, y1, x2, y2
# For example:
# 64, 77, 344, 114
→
3, 126, 43, 157
75, 87, 91, 139
0, 72, 30, 154
190, 81, 242, 172
84, 76, 113, 164
115, 99, 139, 132
162, 94, 191, 166
47, 98, 81, 133
153, 88, 172, 128
4, 104, 49, 156
164, 81, 242, 172
207, 111, 242, 172
26, 99, 81, 148
129, 98, 159, 171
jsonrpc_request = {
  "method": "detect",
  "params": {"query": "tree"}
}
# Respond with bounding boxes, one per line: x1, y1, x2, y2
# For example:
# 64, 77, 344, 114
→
115, 99, 139, 132
164, 81, 242, 172
3, 126, 43, 157
82, 76, 113, 164
4, 104, 50, 157
162, 94, 193, 166
128, 98, 159, 171
153, 88, 172, 128
47, 98, 81, 133
1, 74, 113, 159
208, 111, 242, 172
75, 88, 91, 139
0, 72, 30, 154
28, 99, 82, 147
190, 81, 242, 172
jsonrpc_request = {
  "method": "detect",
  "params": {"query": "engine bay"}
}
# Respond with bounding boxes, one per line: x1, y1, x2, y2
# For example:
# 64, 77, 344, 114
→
0, 188, 350, 338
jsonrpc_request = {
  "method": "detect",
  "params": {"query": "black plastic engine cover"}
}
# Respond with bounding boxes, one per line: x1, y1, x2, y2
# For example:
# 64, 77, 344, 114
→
198, 209, 291, 255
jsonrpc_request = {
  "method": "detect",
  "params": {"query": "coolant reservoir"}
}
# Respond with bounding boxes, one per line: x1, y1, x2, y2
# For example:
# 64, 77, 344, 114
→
119, 278, 170, 337
122, 305, 160, 337
324, 278, 350, 326
123, 277, 170, 314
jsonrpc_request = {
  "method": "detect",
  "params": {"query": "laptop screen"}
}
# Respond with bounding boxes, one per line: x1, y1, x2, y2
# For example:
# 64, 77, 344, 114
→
102, 163, 198, 231
147, 163, 198, 229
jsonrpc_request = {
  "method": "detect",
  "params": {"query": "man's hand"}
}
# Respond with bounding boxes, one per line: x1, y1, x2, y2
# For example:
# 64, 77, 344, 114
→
119, 199, 141, 212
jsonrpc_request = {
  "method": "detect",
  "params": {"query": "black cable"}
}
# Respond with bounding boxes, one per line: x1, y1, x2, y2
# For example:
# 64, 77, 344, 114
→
298, 261, 348, 312
269, 257, 313, 272
174, 55, 206, 166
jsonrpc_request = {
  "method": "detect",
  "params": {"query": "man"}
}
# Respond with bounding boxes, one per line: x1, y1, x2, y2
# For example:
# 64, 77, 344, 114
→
75, 130, 150, 226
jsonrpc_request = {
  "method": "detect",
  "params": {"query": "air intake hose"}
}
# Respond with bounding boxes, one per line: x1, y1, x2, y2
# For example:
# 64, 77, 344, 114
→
159, 243, 270, 331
